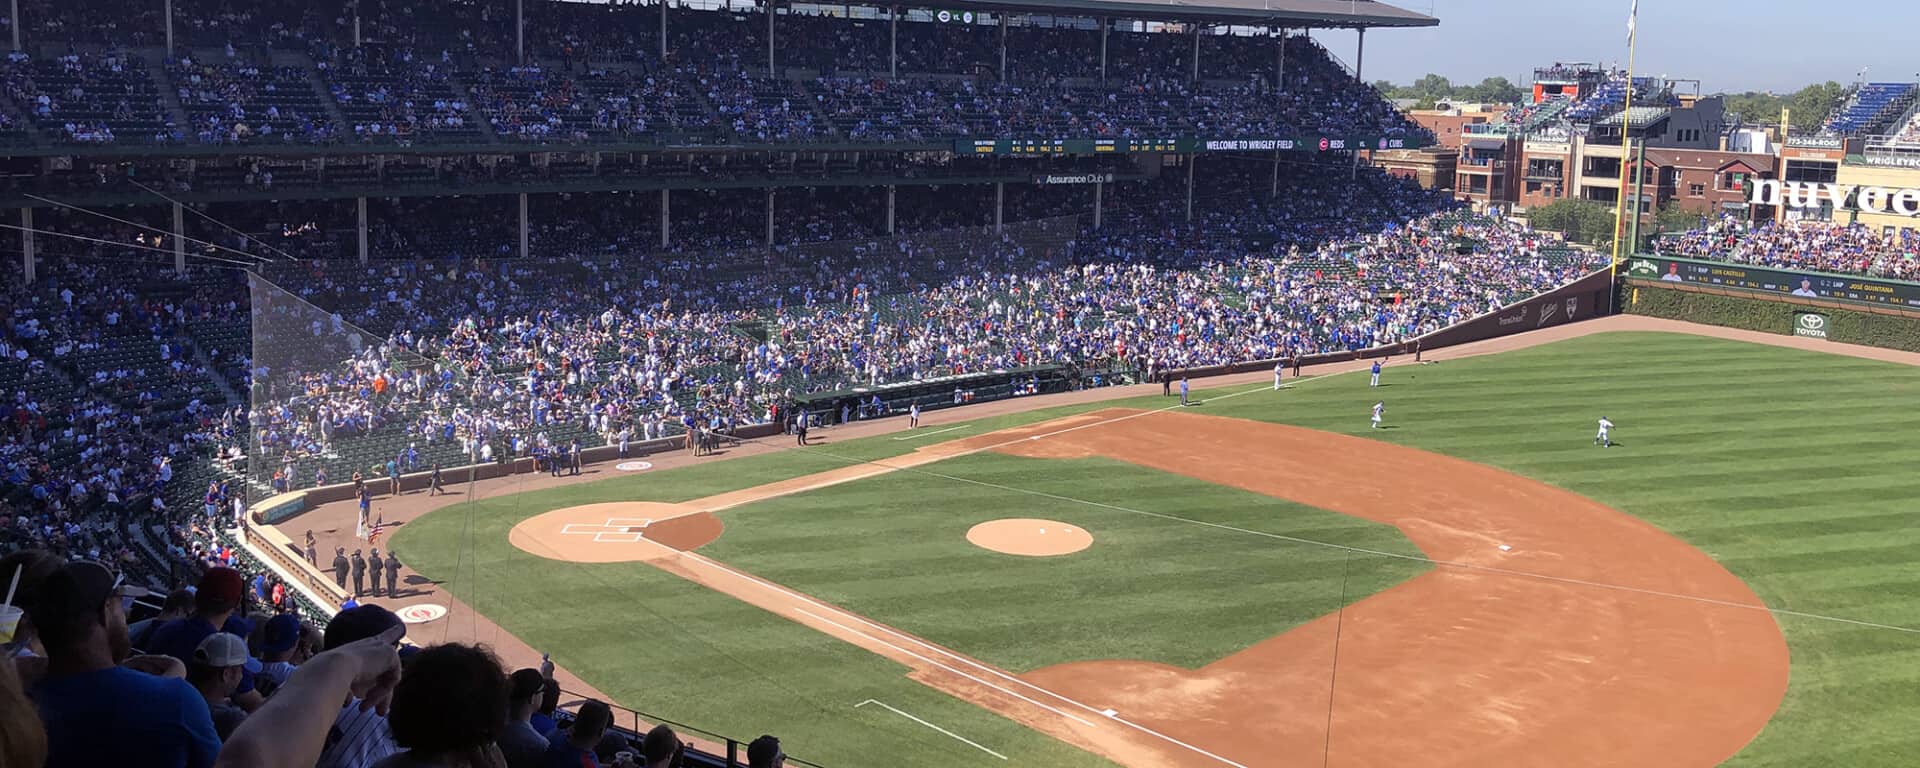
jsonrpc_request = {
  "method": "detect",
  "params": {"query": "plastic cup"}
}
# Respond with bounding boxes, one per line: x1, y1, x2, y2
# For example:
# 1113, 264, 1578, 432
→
0, 604, 22, 644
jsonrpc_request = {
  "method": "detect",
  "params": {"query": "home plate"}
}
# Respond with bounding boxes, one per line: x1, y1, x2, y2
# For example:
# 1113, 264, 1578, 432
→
1498, 544, 1512, 552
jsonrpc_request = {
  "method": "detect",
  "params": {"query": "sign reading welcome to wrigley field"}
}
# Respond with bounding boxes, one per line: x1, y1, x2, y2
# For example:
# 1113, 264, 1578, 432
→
962, 136, 1415, 155
1628, 255, 1920, 309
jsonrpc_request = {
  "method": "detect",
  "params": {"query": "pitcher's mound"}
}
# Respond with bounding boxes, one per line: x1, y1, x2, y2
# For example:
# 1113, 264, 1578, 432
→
966, 519, 1093, 557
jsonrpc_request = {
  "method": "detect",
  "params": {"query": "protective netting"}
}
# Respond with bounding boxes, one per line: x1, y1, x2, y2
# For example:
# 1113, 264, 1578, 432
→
242, 215, 1088, 496
247, 272, 453, 499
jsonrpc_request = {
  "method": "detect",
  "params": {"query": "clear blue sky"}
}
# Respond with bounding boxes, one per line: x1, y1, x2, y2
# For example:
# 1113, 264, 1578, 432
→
1310, 0, 1920, 94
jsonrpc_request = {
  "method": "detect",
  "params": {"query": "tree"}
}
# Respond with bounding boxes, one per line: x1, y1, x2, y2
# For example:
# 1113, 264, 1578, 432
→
1655, 204, 1708, 235
1528, 199, 1619, 248
1787, 81, 1849, 131
1410, 73, 1454, 102
1464, 77, 1524, 105
1722, 91, 1787, 125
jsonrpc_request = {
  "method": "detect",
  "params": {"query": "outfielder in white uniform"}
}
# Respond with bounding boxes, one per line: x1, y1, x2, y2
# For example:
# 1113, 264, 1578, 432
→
1595, 417, 1614, 447
1273, 361, 1285, 390
1371, 401, 1384, 429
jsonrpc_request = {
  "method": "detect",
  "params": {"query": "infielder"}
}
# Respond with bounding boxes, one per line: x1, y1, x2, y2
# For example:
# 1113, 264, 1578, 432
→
1371, 401, 1384, 429
1596, 417, 1614, 447
1370, 360, 1384, 387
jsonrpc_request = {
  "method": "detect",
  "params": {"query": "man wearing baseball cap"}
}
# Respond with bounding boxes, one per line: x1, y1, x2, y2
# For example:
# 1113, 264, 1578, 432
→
188, 632, 252, 739
145, 566, 267, 712
27, 559, 219, 768
256, 613, 305, 697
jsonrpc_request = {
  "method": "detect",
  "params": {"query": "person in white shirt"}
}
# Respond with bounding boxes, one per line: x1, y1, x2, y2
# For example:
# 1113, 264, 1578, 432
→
1371, 401, 1384, 429
1273, 360, 1285, 390
1595, 417, 1615, 448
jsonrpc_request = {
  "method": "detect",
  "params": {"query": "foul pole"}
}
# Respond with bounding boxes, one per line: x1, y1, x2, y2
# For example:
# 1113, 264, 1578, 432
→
1609, 0, 1640, 268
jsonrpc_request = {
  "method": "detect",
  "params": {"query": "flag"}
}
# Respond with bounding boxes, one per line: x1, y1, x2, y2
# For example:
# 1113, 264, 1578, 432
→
367, 520, 392, 545
1627, 0, 1638, 47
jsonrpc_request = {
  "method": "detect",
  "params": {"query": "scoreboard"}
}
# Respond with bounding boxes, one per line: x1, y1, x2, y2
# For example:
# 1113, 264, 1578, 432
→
961, 138, 1188, 155
1628, 256, 1920, 309
957, 136, 1415, 156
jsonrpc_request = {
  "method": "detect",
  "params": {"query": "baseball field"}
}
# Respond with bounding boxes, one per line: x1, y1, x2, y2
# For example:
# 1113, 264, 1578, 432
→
389, 328, 1920, 767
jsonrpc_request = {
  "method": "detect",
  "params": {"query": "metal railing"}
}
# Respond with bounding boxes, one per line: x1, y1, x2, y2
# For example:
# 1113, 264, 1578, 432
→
554, 689, 827, 768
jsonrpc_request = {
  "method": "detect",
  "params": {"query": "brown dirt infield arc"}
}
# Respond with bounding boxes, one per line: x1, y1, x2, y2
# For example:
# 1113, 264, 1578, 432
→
281, 317, 1877, 767
507, 405, 1790, 768
966, 519, 1094, 557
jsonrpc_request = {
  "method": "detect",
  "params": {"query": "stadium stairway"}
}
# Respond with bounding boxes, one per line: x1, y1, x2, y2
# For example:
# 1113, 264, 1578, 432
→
146, 59, 193, 135
447, 74, 501, 143
300, 56, 354, 135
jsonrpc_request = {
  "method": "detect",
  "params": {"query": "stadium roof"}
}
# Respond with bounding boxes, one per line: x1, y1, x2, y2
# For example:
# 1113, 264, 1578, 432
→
948, 0, 1439, 28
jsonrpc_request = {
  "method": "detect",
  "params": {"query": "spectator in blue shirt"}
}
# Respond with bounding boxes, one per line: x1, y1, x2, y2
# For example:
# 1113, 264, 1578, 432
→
544, 699, 614, 768
145, 566, 266, 712
27, 558, 221, 768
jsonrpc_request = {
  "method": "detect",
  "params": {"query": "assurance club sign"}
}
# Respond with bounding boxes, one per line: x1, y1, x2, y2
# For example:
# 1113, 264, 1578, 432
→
1750, 180, 1920, 217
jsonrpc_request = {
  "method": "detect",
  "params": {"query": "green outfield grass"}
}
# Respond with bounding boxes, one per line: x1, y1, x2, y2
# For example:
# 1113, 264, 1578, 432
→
393, 330, 1920, 767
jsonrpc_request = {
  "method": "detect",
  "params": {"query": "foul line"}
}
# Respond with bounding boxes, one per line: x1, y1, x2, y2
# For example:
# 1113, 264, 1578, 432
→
689, 548, 1250, 768
855, 699, 1009, 761
891, 425, 969, 441
698, 545, 1251, 768
791, 608, 1097, 728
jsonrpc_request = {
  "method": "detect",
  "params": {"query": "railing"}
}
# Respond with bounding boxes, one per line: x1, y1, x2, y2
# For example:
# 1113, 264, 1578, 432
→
554, 689, 827, 768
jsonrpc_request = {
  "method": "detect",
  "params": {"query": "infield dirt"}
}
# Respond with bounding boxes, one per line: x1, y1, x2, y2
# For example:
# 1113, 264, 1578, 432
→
276, 315, 1851, 766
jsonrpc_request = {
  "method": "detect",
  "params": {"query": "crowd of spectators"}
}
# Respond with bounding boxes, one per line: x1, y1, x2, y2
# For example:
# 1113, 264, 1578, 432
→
0, 157, 1607, 768
4, 552, 775, 768
1660, 216, 1920, 281
0, 3, 1430, 147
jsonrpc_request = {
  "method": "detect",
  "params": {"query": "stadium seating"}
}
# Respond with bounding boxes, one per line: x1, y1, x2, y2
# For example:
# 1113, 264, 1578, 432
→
1822, 82, 1916, 136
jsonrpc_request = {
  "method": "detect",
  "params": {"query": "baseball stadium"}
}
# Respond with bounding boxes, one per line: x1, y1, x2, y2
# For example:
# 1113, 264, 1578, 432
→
3, 1, 1920, 767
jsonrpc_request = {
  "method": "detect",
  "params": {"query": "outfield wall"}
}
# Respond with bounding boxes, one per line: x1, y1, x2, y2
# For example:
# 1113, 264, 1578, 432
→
1624, 279, 1920, 352
1167, 268, 1618, 380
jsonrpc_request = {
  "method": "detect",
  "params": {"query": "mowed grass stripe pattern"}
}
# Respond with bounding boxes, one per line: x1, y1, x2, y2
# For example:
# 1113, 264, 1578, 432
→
1189, 331, 1920, 767
399, 330, 1920, 767
391, 471, 1124, 767
700, 454, 1428, 672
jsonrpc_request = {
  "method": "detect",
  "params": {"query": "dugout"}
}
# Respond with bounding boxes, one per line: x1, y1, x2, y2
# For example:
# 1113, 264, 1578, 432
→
793, 364, 1086, 425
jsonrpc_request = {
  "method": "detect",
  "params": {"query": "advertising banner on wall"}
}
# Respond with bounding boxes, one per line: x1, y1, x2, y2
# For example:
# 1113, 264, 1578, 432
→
1627, 255, 1920, 309
1793, 311, 1830, 339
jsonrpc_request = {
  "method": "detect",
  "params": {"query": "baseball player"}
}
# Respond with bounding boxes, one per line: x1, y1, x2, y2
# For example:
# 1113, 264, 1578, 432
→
1179, 376, 1190, 406
1596, 417, 1615, 447
1371, 401, 1384, 429
1370, 360, 1384, 388
908, 402, 921, 428
1273, 360, 1285, 390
